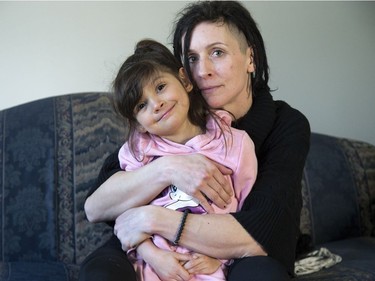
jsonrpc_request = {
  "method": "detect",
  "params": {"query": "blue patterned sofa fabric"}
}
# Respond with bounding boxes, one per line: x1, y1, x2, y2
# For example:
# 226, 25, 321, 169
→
296, 133, 375, 280
0, 92, 374, 280
303, 134, 364, 244
2, 98, 57, 261
0, 261, 68, 281
300, 133, 375, 242
0, 93, 125, 280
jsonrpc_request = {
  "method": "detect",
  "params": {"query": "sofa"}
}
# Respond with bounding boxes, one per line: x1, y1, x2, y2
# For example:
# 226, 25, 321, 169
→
0, 92, 374, 280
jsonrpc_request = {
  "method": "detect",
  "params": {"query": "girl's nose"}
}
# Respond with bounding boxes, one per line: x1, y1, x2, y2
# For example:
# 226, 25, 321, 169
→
152, 98, 164, 113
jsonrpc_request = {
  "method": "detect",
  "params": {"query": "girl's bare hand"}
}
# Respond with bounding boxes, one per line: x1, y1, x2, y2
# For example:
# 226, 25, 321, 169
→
183, 253, 222, 275
148, 250, 192, 281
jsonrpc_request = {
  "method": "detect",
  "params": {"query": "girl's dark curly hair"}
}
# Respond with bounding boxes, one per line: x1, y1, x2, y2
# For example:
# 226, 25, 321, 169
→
111, 39, 213, 155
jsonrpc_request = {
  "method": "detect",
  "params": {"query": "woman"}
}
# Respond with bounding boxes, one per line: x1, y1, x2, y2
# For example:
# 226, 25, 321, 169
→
80, 1, 310, 281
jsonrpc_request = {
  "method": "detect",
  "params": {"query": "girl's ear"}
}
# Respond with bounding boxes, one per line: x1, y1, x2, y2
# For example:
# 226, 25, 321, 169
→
136, 123, 147, 133
179, 67, 193, 92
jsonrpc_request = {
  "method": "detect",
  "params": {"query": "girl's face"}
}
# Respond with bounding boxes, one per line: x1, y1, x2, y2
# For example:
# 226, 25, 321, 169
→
187, 22, 255, 119
134, 70, 200, 144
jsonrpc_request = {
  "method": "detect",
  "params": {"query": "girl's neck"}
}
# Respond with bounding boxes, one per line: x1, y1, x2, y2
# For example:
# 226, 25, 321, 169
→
163, 124, 203, 144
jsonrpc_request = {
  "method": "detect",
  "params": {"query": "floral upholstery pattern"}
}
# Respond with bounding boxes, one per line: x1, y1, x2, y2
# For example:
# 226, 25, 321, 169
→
0, 93, 126, 280
0, 92, 374, 280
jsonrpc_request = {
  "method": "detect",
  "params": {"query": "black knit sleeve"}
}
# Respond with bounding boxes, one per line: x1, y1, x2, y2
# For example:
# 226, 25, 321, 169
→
86, 147, 122, 199
232, 102, 311, 274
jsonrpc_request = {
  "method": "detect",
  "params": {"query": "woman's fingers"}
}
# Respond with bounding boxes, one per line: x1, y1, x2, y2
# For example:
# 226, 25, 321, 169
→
212, 161, 233, 197
198, 164, 233, 210
165, 154, 233, 210
193, 191, 214, 213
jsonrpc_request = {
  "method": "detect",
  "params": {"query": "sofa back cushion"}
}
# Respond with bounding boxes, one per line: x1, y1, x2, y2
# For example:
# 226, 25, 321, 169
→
0, 93, 126, 266
300, 133, 375, 245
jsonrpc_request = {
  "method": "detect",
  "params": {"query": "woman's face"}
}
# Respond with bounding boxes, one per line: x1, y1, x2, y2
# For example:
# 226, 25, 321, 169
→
187, 22, 255, 119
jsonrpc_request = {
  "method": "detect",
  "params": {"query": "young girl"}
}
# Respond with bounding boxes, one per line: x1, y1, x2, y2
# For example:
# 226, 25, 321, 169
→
111, 39, 257, 281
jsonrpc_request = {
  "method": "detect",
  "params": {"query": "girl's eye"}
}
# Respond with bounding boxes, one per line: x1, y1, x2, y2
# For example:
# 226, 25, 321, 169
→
156, 83, 166, 92
136, 102, 146, 111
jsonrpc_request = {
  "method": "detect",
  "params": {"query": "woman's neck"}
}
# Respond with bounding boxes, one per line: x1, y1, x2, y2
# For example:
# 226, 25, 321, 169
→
226, 91, 253, 120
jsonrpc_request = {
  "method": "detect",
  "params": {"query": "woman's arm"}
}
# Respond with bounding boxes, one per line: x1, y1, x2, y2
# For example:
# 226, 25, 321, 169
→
85, 153, 233, 223
156, 209, 266, 259
85, 160, 170, 222
114, 205, 266, 259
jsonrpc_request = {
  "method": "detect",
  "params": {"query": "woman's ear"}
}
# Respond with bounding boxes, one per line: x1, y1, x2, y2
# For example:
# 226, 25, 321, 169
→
179, 67, 193, 92
247, 47, 256, 74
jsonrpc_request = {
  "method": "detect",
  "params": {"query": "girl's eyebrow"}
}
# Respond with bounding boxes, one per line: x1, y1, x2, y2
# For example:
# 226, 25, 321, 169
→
150, 76, 164, 87
146, 74, 163, 88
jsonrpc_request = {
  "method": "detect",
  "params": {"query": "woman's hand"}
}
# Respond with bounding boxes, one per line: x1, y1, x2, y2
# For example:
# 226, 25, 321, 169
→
114, 206, 155, 251
162, 154, 233, 213
183, 253, 222, 275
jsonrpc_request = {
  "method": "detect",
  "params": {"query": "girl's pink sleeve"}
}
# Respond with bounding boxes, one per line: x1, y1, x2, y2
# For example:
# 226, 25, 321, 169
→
118, 142, 143, 171
231, 133, 258, 210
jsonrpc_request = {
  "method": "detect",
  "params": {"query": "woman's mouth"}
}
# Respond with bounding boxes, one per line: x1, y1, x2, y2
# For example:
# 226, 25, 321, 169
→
200, 86, 220, 95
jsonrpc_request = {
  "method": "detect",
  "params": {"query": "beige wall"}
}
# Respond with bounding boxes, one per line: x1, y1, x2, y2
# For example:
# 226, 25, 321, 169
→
1, 1, 374, 145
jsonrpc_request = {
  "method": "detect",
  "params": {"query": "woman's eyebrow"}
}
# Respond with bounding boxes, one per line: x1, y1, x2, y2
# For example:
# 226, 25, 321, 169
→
188, 42, 228, 53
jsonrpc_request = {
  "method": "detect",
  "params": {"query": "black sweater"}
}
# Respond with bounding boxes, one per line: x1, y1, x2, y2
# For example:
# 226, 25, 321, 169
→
233, 91, 310, 274
89, 91, 311, 275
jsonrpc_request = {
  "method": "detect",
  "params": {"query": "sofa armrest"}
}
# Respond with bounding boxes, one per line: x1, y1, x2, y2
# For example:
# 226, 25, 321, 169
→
341, 137, 375, 236
300, 133, 375, 246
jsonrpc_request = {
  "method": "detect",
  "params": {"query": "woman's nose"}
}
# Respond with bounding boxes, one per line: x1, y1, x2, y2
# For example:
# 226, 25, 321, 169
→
197, 58, 213, 78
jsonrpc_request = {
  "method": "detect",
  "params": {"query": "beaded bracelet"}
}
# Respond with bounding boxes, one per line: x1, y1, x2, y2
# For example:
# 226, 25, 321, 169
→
173, 209, 189, 246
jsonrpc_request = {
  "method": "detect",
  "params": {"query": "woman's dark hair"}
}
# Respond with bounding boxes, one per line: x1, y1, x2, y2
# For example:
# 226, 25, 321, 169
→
111, 39, 212, 154
172, 0, 270, 95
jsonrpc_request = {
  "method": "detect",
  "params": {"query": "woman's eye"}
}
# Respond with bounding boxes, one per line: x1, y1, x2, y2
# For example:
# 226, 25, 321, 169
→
212, 49, 224, 57
188, 55, 197, 64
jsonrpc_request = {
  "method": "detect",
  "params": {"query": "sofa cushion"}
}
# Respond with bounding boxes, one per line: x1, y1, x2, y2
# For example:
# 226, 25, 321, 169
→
0, 261, 68, 281
300, 133, 375, 246
0, 93, 123, 277
296, 237, 375, 280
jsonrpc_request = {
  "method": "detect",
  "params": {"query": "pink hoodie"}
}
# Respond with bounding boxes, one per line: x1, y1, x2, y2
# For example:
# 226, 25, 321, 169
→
118, 110, 257, 281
